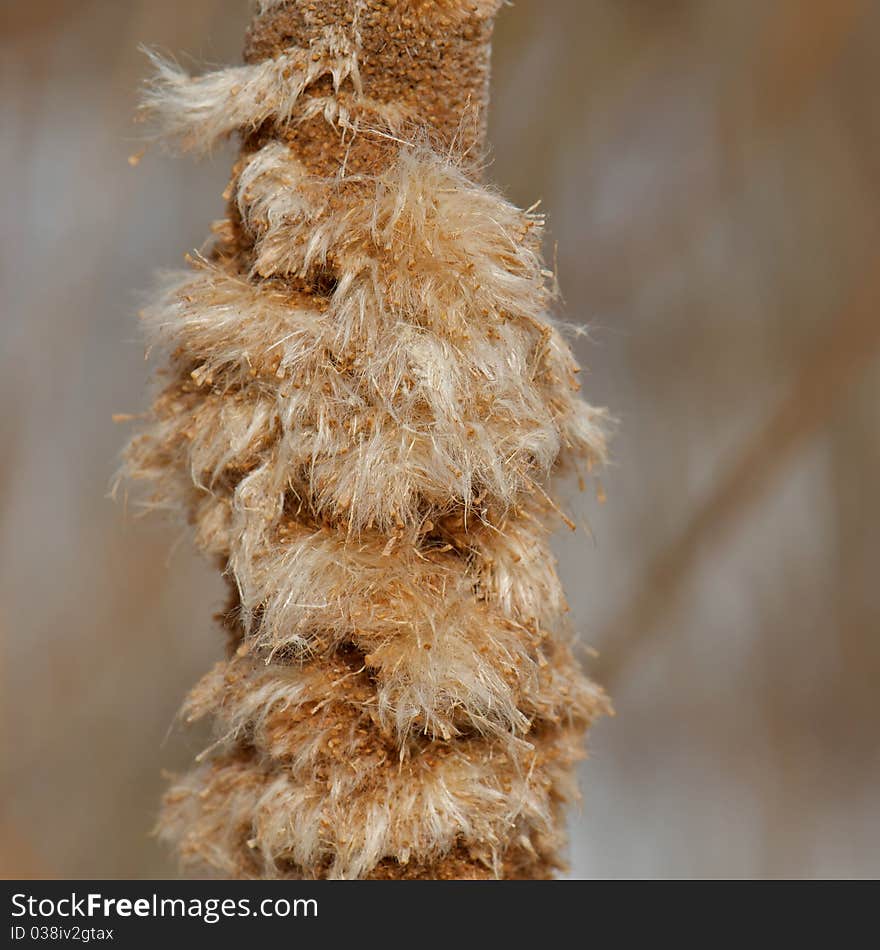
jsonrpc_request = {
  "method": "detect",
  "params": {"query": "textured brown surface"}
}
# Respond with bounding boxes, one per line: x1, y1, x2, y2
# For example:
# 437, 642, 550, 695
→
244, 0, 498, 176
365, 844, 555, 880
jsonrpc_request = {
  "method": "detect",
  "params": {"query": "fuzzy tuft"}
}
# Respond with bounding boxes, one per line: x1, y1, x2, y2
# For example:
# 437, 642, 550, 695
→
139, 38, 366, 153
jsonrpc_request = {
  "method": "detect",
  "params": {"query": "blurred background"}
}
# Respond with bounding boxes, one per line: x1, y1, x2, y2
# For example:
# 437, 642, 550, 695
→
2, 0, 878, 879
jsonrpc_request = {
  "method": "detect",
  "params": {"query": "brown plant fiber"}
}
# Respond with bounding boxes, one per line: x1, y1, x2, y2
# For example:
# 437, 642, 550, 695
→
124, 0, 609, 879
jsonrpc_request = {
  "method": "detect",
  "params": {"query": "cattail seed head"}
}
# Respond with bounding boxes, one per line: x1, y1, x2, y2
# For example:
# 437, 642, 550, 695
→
123, 0, 609, 879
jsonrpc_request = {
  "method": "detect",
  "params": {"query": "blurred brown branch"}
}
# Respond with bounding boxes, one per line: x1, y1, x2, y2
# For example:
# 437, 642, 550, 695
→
598, 252, 880, 685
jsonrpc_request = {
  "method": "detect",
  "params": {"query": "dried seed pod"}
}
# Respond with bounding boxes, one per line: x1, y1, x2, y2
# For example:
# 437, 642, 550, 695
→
123, 0, 609, 879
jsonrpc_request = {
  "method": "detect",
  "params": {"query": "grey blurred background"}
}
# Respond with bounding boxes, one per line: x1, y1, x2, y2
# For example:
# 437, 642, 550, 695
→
2, 0, 878, 879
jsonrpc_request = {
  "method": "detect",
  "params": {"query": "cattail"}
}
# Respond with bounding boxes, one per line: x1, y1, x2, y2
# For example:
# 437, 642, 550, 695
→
123, 0, 609, 880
